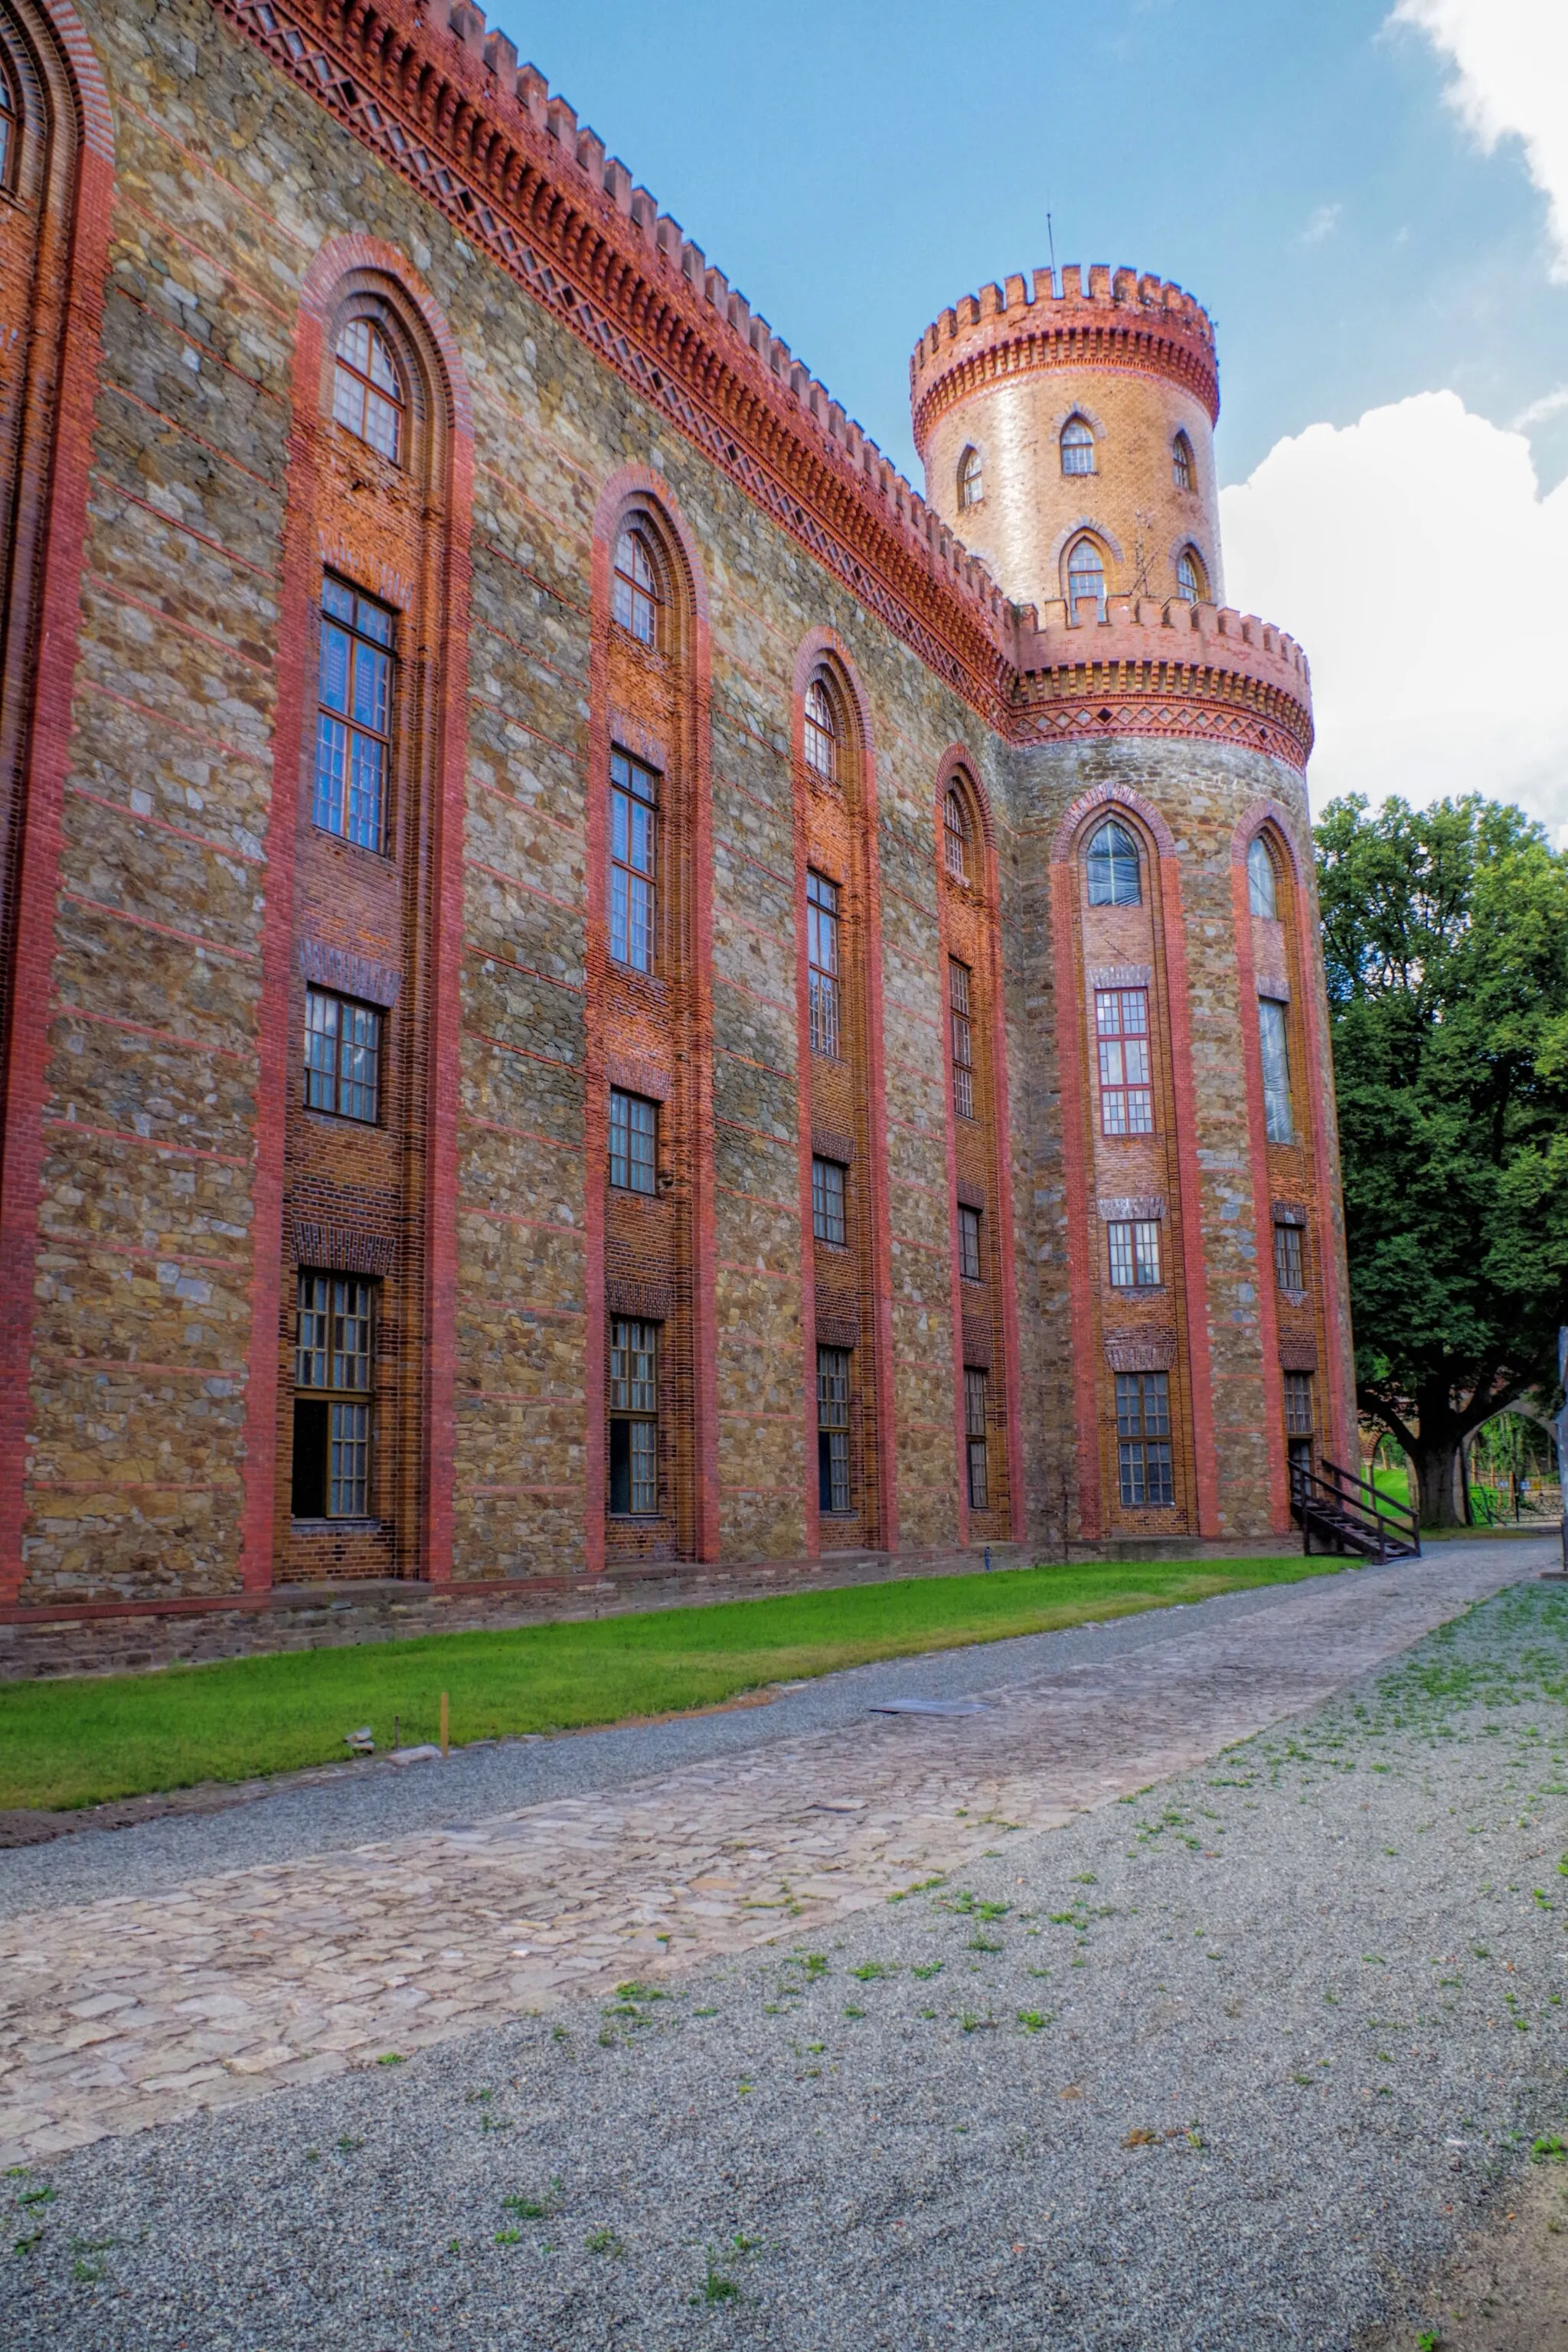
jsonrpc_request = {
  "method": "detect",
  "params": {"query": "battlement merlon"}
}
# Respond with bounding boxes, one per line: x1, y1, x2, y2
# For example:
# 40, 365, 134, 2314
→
910, 266, 1220, 459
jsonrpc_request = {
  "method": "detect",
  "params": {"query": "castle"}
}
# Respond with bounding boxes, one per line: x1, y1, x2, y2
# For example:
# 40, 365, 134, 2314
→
0, 0, 1354, 1653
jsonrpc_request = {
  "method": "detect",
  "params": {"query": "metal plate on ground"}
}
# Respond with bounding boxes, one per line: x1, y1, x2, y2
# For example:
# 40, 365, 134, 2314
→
867, 1698, 986, 1717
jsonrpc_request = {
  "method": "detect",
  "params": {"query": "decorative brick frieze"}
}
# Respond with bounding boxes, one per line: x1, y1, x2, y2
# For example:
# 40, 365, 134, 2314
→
605, 1053, 671, 1102
290, 1222, 398, 1276
955, 1176, 986, 1212
1086, 964, 1152, 991
812, 1125, 856, 1166
1097, 1195, 1165, 1222
1271, 1200, 1308, 1227
1106, 1333, 1177, 1371
298, 937, 403, 1006
1279, 1334, 1319, 1373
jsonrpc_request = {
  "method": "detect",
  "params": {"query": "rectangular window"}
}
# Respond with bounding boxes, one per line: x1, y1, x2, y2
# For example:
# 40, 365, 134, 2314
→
965, 1365, 989, 1511
609, 1089, 658, 1194
806, 871, 841, 1057
1283, 1370, 1314, 1438
1258, 998, 1293, 1143
958, 1202, 983, 1282
1096, 989, 1154, 1135
817, 1344, 851, 1514
609, 747, 658, 972
950, 959, 975, 1119
292, 1273, 375, 1519
303, 989, 381, 1123
1273, 1219, 1305, 1292
1106, 1218, 1161, 1289
812, 1156, 847, 1246
608, 1318, 658, 1514
314, 577, 394, 851
1116, 1370, 1174, 1508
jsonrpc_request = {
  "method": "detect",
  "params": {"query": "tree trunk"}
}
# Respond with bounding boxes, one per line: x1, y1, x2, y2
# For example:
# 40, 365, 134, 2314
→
1410, 1429, 1465, 1528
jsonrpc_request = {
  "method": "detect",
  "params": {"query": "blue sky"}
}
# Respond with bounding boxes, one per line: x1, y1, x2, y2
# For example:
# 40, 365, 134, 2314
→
486, 1, 1568, 832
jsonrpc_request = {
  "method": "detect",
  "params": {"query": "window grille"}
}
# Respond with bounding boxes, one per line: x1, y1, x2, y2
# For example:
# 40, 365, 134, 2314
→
1106, 1218, 1161, 1289
1086, 820, 1141, 906
609, 1318, 658, 1514
1116, 1371, 1173, 1508
609, 1089, 658, 1193
1258, 999, 1293, 1142
958, 1202, 983, 1283
803, 678, 839, 781
817, 1344, 851, 1514
958, 446, 984, 508
1283, 1370, 1315, 1437
612, 527, 660, 645
292, 1274, 375, 1518
1273, 1219, 1305, 1292
1060, 416, 1096, 475
807, 871, 841, 1056
965, 1366, 990, 1511
315, 577, 394, 851
944, 788, 971, 881
303, 990, 381, 1123
812, 1156, 847, 1246
1066, 535, 1106, 616
950, 959, 975, 1119
332, 319, 404, 462
1175, 547, 1206, 604
1171, 430, 1195, 492
1096, 988, 1155, 1135
609, 747, 658, 972
1247, 835, 1278, 919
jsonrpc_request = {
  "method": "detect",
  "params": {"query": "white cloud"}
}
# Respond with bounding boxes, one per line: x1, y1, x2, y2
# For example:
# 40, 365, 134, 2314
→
1390, 0, 1568, 277
1513, 384, 1568, 430
1300, 203, 1342, 247
1220, 390, 1568, 843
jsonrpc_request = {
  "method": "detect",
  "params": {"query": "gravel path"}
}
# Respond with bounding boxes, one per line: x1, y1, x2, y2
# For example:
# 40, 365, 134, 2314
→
0, 1543, 1537, 1919
3, 1556, 1566, 2348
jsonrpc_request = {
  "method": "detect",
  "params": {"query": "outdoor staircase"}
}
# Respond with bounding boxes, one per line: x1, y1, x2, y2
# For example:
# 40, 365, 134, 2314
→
1289, 1456, 1422, 1562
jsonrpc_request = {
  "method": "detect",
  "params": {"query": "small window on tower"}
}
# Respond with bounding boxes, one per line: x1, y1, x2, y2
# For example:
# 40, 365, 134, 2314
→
0, 68, 18, 189
958, 446, 984, 508
612, 526, 661, 646
803, 678, 839, 782
958, 1202, 983, 1283
1171, 430, 1196, 492
1085, 819, 1141, 906
1066, 535, 1106, 619
944, 787, 972, 882
1247, 835, 1278, 919
1060, 416, 1096, 475
332, 318, 405, 464
1175, 546, 1208, 605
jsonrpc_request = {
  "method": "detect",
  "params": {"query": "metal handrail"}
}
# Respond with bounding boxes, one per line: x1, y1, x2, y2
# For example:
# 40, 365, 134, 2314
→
1289, 1455, 1421, 1560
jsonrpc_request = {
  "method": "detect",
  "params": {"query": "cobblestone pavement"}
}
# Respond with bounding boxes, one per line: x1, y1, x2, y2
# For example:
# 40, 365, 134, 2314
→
0, 1546, 1539, 2169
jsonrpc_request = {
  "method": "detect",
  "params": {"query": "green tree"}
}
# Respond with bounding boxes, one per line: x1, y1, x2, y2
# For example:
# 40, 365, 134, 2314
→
1315, 793, 1568, 1527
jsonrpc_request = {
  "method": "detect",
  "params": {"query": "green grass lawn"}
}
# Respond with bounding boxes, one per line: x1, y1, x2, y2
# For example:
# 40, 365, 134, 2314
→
0, 1555, 1341, 1814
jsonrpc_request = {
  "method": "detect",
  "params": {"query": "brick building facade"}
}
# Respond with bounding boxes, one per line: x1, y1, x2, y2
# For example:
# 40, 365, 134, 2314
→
0, 0, 1354, 1639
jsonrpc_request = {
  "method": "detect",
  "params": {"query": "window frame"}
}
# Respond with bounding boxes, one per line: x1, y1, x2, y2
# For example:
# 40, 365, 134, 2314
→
949, 958, 975, 1119
1106, 1217, 1161, 1289
303, 987, 382, 1125
1115, 1370, 1174, 1509
608, 1317, 659, 1515
612, 524, 661, 648
943, 786, 972, 883
1273, 1217, 1305, 1295
806, 869, 841, 1057
0, 59, 18, 193
1258, 997, 1293, 1143
812, 1155, 848, 1247
1065, 534, 1106, 617
1171, 430, 1196, 492
314, 576, 395, 854
1095, 987, 1155, 1138
817, 1344, 852, 1514
803, 676, 840, 784
964, 1365, 989, 1511
1174, 547, 1207, 605
609, 745, 659, 974
1247, 834, 1279, 919
957, 1201, 984, 1284
331, 316, 406, 466
1060, 415, 1097, 476
1283, 1370, 1315, 1439
1085, 819, 1141, 907
957, 445, 984, 509
292, 1272, 376, 1520
609, 1087, 658, 1194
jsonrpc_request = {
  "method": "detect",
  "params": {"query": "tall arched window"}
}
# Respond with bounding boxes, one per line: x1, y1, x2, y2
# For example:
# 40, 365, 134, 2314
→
1060, 416, 1096, 475
1247, 834, 1278, 919
803, 675, 839, 782
612, 524, 661, 647
1171, 430, 1195, 492
1175, 546, 1207, 605
1086, 819, 1141, 907
944, 786, 972, 881
1066, 535, 1106, 619
0, 66, 17, 189
332, 318, 405, 463
958, 446, 983, 509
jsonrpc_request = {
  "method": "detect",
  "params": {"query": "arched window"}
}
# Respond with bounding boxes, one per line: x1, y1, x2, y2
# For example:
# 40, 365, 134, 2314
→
1066, 535, 1106, 619
612, 525, 661, 647
958, 446, 983, 509
1175, 546, 1207, 605
1247, 835, 1278, 920
1171, 430, 1196, 492
1060, 416, 1096, 476
944, 786, 972, 881
332, 318, 405, 464
1086, 819, 1141, 907
0, 67, 17, 190
803, 676, 839, 782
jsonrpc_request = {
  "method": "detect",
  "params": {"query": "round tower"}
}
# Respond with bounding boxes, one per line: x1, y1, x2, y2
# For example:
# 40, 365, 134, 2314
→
910, 264, 1223, 618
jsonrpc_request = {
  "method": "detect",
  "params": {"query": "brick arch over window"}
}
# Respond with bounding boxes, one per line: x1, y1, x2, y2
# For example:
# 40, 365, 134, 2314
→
0, 0, 116, 1599
239, 242, 475, 1592
933, 746, 1024, 1547
1229, 797, 1353, 1502
1047, 783, 1219, 1543
789, 626, 897, 1555
584, 466, 717, 1573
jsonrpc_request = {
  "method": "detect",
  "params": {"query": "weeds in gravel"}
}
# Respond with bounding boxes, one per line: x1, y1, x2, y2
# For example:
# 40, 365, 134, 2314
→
11, 2230, 43, 2257
695, 2250, 741, 2305
851, 1961, 896, 1981
1018, 2010, 1051, 2032
585, 2226, 623, 2255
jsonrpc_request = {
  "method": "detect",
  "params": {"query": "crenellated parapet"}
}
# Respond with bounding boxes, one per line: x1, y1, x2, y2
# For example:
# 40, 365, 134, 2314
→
910, 265, 1220, 459
1011, 596, 1314, 771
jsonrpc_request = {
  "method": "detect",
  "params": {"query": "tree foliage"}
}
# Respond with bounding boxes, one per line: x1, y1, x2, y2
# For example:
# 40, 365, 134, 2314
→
1315, 793, 1568, 1524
